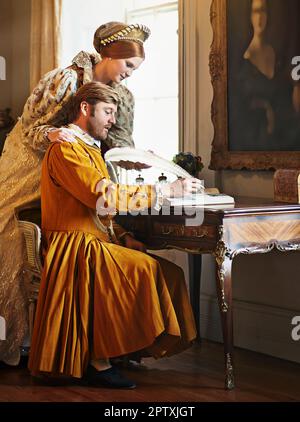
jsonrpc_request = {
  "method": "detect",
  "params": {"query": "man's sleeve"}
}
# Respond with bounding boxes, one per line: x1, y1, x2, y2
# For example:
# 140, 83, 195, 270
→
48, 143, 158, 215
48, 142, 104, 209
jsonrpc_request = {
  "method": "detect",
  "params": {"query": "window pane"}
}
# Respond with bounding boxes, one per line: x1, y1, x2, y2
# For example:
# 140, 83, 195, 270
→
128, 10, 178, 98
127, 4, 179, 163
133, 98, 178, 159
60, 0, 127, 67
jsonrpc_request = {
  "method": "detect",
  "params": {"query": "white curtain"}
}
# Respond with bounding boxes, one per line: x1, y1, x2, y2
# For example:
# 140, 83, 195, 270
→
30, 0, 62, 91
178, 0, 201, 155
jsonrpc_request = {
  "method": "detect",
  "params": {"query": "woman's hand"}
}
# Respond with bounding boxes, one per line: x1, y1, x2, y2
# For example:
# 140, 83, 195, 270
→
47, 128, 77, 144
161, 178, 203, 198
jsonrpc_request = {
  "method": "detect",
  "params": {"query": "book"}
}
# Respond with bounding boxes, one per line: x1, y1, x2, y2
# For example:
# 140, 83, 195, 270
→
273, 169, 300, 203
163, 193, 235, 207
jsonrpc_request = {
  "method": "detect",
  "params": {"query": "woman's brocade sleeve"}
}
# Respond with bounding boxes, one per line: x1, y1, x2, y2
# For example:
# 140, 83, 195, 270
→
21, 68, 78, 152
105, 84, 135, 148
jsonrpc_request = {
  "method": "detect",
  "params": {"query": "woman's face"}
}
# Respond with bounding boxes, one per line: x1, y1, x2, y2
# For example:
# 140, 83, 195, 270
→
251, 0, 268, 35
105, 57, 144, 83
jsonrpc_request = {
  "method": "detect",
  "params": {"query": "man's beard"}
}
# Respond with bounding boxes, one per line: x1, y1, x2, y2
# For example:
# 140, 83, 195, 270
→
87, 119, 105, 141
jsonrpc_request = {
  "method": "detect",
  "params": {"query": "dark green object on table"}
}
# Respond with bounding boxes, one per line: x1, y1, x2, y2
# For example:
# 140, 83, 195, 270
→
173, 152, 204, 177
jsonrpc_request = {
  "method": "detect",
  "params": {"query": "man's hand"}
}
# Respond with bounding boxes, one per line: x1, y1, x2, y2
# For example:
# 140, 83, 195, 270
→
122, 234, 147, 252
161, 177, 204, 198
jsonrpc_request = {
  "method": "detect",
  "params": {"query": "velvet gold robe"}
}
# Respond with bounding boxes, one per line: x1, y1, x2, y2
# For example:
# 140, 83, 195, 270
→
28, 135, 196, 378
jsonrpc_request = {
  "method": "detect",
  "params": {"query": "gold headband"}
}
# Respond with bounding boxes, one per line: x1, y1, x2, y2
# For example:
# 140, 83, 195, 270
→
99, 24, 151, 47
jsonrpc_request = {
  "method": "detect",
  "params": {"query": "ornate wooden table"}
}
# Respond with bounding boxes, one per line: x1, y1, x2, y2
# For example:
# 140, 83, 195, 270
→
117, 197, 300, 389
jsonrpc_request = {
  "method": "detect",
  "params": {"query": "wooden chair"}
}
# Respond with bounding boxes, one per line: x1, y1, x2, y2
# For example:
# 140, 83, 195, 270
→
15, 200, 42, 339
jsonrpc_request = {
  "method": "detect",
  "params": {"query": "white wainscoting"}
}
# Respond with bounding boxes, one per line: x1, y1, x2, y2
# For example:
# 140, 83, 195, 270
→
200, 293, 300, 364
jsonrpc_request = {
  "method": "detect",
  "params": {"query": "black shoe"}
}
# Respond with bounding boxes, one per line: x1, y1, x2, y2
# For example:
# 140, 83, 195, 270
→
85, 365, 136, 389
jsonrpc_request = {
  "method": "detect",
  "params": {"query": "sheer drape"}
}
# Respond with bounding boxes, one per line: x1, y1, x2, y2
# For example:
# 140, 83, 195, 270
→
30, 0, 62, 90
178, 0, 201, 154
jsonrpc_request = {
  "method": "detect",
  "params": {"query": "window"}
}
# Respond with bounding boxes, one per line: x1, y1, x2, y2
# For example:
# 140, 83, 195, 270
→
60, 0, 127, 67
126, 1, 179, 184
60, 0, 179, 184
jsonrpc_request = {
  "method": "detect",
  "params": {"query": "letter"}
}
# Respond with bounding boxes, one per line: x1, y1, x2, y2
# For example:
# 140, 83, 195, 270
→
169, 408, 177, 417
132, 409, 138, 420
0, 56, 6, 80
155, 407, 163, 416
180, 408, 188, 417
188, 407, 195, 416
291, 316, 300, 341
104, 408, 111, 416
0, 316, 6, 340
291, 56, 300, 82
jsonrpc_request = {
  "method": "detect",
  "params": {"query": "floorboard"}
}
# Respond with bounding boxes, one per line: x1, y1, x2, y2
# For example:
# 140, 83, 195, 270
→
0, 340, 300, 402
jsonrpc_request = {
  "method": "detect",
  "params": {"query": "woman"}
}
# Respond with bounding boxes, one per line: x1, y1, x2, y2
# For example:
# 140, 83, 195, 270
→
229, 0, 300, 151
243, 0, 275, 80
0, 21, 150, 365
242, 0, 276, 139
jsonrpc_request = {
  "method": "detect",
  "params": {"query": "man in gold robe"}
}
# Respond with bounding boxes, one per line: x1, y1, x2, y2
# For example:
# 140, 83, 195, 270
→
28, 82, 199, 388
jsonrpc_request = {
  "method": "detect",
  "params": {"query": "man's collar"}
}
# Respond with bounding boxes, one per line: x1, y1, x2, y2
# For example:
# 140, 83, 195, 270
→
66, 124, 101, 148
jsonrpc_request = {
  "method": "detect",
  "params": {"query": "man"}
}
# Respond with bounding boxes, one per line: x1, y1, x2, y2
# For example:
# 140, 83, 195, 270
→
28, 82, 200, 389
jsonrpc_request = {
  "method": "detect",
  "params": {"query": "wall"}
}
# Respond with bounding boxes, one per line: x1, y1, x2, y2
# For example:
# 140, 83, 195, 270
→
11, 0, 31, 118
0, 0, 31, 119
0, 0, 13, 110
197, 0, 300, 363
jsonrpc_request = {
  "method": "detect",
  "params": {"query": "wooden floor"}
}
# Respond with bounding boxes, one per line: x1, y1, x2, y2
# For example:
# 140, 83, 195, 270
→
0, 340, 300, 402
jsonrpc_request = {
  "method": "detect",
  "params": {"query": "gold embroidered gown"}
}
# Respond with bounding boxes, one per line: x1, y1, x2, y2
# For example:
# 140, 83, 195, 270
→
0, 51, 135, 364
28, 130, 196, 378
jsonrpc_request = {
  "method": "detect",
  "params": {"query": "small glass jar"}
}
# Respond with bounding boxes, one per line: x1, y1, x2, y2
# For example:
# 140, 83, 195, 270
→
158, 173, 168, 184
135, 173, 145, 185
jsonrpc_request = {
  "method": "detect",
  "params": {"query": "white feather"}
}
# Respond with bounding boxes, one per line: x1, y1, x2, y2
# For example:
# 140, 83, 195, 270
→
104, 147, 192, 179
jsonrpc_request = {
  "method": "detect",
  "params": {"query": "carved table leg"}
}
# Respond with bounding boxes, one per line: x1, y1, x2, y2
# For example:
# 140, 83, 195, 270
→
188, 254, 202, 341
215, 240, 235, 390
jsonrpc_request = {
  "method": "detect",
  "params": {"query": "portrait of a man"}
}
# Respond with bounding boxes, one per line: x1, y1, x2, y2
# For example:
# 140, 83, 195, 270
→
227, 0, 300, 151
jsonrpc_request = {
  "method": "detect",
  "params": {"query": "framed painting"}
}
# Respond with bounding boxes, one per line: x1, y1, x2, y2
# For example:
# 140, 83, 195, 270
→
209, 0, 300, 170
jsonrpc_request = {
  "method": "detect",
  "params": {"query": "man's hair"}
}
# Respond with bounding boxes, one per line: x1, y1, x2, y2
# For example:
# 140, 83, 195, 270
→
68, 81, 119, 122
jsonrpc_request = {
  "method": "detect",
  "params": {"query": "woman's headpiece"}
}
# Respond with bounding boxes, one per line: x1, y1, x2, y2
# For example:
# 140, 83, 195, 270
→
94, 22, 151, 51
